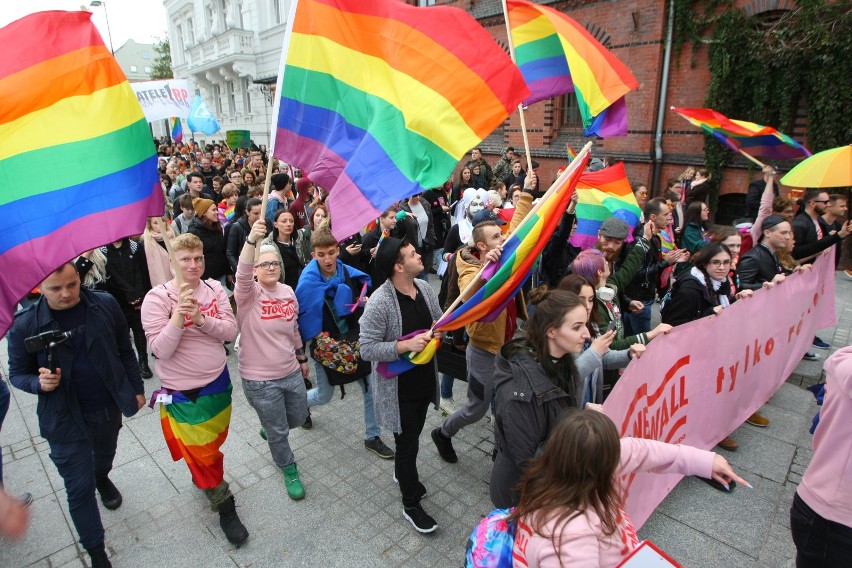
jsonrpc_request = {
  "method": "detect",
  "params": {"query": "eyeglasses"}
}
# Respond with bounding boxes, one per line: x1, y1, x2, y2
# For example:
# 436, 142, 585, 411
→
708, 259, 732, 267
255, 261, 282, 270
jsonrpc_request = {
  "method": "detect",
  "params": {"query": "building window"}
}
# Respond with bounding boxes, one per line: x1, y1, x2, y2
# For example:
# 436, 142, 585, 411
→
418, 0, 436, 5
130, 65, 137, 73
554, 92, 583, 129
187, 18, 195, 45
227, 80, 235, 115
272, 0, 284, 24
206, 4, 215, 31
218, 0, 228, 30
242, 78, 252, 114
142, 51, 150, 59
144, 66, 151, 73
176, 25, 184, 58
213, 84, 223, 115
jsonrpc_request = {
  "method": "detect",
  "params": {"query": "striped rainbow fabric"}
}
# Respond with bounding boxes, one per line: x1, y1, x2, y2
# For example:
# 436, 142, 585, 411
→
0, 11, 162, 335
160, 370, 232, 490
170, 116, 183, 143
506, 0, 638, 136
671, 107, 811, 161
272, 0, 529, 241
569, 163, 642, 249
378, 152, 590, 378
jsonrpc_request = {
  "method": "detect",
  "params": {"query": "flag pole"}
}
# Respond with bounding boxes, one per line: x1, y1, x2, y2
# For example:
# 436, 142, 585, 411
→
501, 0, 534, 174
434, 141, 592, 327
254, 151, 276, 262
160, 225, 184, 288
737, 148, 766, 169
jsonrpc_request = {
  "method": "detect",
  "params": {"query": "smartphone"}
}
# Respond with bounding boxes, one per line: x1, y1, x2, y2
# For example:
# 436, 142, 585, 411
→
606, 320, 616, 333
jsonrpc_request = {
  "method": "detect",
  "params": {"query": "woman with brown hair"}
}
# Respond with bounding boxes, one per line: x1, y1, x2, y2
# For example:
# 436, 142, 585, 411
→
490, 289, 590, 508
511, 409, 747, 567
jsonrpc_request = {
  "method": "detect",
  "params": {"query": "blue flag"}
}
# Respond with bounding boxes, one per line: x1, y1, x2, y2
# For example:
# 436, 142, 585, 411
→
187, 95, 220, 135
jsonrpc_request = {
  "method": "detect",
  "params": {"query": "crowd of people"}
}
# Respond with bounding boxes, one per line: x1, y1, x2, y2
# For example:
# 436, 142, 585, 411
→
2, 139, 850, 567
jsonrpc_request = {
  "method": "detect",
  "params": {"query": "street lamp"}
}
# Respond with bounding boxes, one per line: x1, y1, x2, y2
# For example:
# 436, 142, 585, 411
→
89, 0, 115, 55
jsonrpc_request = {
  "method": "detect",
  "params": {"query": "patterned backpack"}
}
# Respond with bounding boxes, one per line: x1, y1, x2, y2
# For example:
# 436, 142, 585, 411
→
465, 508, 516, 568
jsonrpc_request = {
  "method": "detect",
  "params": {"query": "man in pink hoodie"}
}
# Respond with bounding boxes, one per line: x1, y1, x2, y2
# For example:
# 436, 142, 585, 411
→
792, 346, 852, 566
140, 233, 247, 547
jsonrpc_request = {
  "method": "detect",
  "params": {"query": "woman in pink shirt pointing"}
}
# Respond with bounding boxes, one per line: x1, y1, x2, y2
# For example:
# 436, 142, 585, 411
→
511, 409, 748, 567
235, 219, 310, 502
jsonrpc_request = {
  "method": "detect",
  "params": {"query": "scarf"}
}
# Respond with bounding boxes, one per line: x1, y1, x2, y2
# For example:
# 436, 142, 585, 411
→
295, 259, 371, 341
143, 226, 176, 287
690, 266, 730, 309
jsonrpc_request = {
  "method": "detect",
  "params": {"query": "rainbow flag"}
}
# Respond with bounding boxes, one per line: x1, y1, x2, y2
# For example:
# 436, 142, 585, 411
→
0, 11, 162, 335
272, 0, 529, 241
671, 107, 811, 161
660, 228, 675, 253
170, 116, 183, 143
566, 144, 577, 161
506, 0, 638, 136
569, 163, 642, 249
377, 152, 590, 378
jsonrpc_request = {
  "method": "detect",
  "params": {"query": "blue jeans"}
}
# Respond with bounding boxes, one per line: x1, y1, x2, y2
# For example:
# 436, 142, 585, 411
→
441, 344, 496, 438
440, 374, 454, 399
48, 405, 122, 550
308, 360, 380, 440
242, 370, 308, 469
791, 492, 852, 567
623, 298, 653, 336
0, 379, 9, 485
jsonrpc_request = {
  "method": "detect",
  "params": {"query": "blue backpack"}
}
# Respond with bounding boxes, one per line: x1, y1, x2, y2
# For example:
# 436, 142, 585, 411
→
465, 508, 516, 568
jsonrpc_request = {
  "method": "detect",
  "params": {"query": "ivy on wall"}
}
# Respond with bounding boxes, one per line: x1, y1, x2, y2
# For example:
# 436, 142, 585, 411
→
672, 0, 852, 207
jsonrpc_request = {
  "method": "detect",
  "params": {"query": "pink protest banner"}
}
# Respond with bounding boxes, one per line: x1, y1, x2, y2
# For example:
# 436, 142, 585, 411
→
603, 251, 836, 529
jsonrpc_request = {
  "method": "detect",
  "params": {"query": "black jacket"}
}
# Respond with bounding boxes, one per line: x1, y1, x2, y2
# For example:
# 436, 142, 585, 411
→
490, 340, 573, 508
661, 273, 734, 326
199, 159, 231, 190
623, 236, 668, 303
399, 201, 436, 251
746, 179, 778, 220
540, 212, 580, 288
187, 218, 230, 279
226, 216, 251, 273
101, 239, 152, 312
792, 212, 843, 261
7, 290, 143, 443
737, 244, 782, 290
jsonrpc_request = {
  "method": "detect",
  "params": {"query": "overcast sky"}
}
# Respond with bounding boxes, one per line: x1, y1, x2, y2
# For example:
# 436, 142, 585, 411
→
1, 0, 169, 49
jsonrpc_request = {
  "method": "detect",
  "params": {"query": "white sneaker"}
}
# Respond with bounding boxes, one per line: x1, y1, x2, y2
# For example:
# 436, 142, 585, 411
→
440, 397, 455, 414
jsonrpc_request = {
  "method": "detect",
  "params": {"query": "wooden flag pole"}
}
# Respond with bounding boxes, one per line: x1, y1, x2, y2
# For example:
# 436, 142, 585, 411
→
501, 0, 534, 174
433, 141, 593, 328
254, 151, 277, 262
737, 148, 766, 169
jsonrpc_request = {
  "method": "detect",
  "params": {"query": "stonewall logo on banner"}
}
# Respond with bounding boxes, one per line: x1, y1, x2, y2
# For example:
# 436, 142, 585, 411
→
603, 251, 837, 528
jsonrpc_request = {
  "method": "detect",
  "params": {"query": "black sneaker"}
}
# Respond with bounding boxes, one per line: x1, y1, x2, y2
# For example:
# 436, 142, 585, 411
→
95, 476, 122, 510
365, 436, 394, 459
812, 336, 830, 350
803, 351, 818, 361
403, 505, 438, 534
430, 428, 457, 463
302, 412, 313, 430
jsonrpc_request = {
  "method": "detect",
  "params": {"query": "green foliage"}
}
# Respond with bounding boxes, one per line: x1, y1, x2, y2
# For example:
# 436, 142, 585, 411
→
670, 0, 733, 66
673, 1, 852, 205
149, 36, 173, 80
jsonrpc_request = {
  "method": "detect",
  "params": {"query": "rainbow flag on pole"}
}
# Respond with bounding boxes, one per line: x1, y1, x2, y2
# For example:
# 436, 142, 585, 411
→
671, 107, 811, 161
272, 0, 529, 241
506, 0, 638, 137
0, 11, 162, 335
378, 150, 590, 377
569, 163, 641, 249
170, 116, 183, 143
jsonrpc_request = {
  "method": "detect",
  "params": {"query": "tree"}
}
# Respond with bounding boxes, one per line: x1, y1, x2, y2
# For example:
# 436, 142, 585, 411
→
150, 36, 173, 80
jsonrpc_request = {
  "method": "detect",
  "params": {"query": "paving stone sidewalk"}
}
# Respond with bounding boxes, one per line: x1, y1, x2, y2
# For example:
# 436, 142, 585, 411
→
1, 273, 849, 567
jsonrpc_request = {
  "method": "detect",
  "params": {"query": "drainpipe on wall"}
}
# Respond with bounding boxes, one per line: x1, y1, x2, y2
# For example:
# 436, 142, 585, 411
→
652, 0, 675, 194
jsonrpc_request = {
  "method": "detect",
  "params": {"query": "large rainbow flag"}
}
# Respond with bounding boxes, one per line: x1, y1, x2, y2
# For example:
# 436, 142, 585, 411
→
378, 150, 590, 377
569, 163, 642, 249
0, 11, 162, 335
506, 0, 638, 137
272, 0, 529, 241
671, 107, 811, 161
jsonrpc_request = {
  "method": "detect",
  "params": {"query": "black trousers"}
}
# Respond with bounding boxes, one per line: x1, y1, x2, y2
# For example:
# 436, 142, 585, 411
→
123, 307, 147, 359
791, 492, 852, 567
393, 396, 431, 508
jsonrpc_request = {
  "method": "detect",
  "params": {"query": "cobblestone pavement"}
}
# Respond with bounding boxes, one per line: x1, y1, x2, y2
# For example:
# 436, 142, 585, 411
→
1, 273, 849, 567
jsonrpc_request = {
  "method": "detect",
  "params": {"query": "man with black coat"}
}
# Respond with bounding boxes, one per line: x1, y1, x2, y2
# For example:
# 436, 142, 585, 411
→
399, 193, 436, 278
198, 156, 231, 191
225, 198, 263, 274
7, 263, 145, 568
738, 215, 791, 290
792, 188, 851, 263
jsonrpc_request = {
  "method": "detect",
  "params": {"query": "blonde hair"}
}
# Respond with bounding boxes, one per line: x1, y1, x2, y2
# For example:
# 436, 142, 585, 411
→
80, 249, 108, 289
171, 233, 203, 253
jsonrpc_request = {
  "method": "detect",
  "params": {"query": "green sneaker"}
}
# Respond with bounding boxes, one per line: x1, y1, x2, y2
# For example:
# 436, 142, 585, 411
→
282, 463, 305, 500
259, 428, 268, 440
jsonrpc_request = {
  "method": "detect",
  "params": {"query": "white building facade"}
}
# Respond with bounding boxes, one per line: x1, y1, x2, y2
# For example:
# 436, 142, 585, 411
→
164, 0, 292, 145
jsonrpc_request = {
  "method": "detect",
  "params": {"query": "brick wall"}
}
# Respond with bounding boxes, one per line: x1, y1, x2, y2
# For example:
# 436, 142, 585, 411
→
436, 0, 802, 203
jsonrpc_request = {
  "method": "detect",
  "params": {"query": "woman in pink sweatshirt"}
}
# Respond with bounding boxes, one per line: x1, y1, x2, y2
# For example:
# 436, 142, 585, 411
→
235, 220, 309, 501
792, 346, 852, 567
511, 409, 748, 567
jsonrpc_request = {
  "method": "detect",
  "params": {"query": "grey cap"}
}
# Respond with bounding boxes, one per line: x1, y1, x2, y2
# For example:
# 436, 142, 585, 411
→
588, 158, 606, 172
599, 217, 630, 240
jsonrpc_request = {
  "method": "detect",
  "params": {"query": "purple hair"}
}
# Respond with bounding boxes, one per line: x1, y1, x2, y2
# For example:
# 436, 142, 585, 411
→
571, 249, 606, 285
